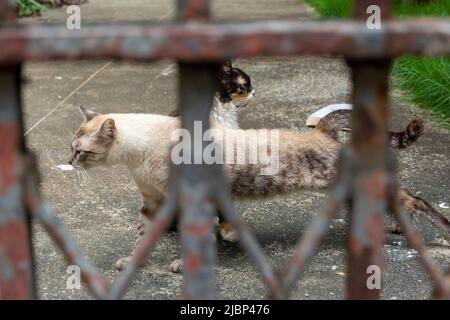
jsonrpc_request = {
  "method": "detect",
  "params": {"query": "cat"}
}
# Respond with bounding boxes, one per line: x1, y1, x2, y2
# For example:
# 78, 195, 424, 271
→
68, 104, 449, 273
167, 60, 255, 129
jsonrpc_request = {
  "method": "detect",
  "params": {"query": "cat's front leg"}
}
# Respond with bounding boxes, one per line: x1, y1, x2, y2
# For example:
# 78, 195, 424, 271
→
170, 259, 184, 273
115, 195, 163, 271
218, 222, 239, 242
169, 217, 220, 274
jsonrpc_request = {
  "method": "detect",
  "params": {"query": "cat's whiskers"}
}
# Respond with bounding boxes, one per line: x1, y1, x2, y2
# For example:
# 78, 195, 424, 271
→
74, 168, 82, 185
73, 164, 90, 184
80, 166, 90, 181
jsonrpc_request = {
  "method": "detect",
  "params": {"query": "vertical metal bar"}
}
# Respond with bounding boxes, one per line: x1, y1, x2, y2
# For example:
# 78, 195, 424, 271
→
175, 0, 217, 300
0, 65, 35, 299
0, 0, 16, 20
177, 62, 218, 299
346, 59, 391, 299
0, 0, 34, 300
346, 0, 393, 301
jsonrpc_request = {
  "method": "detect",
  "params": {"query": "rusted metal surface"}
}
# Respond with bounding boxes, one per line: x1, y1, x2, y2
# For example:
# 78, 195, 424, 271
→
177, 62, 218, 299
0, 0, 16, 20
345, 1, 392, 300
0, 65, 35, 299
345, 59, 391, 300
0, 19, 448, 64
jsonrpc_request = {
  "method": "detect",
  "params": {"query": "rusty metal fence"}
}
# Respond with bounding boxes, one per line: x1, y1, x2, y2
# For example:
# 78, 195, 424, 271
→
0, 0, 449, 299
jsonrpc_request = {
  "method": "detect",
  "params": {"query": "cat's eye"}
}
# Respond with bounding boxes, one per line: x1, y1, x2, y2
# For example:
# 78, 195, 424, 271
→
83, 150, 99, 155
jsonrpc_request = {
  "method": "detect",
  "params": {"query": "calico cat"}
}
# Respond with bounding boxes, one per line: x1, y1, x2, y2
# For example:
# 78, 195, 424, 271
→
168, 60, 255, 129
69, 106, 449, 272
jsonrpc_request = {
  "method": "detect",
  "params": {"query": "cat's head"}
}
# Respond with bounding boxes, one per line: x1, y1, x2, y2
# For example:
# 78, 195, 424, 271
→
69, 107, 116, 168
217, 60, 255, 108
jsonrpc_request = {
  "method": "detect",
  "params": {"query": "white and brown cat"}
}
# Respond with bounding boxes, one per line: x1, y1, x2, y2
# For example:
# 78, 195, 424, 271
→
68, 61, 450, 272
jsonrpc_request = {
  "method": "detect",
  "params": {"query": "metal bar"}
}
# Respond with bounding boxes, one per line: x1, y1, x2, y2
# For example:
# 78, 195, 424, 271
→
0, 65, 35, 299
395, 208, 449, 298
0, 0, 16, 20
346, 0, 392, 300
0, 20, 449, 64
177, 0, 209, 21
177, 62, 218, 299
22, 154, 109, 299
345, 59, 391, 300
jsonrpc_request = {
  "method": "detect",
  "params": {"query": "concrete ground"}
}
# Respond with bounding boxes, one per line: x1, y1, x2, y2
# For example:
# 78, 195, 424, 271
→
21, 0, 449, 299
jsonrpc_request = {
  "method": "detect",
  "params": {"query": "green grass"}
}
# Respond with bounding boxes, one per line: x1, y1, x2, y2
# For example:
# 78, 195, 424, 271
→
393, 57, 450, 120
16, 0, 49, 16
304, 0, 352, 18
394, 1, 450, 17
302, 0, 450, 125
303, 0, 450, 18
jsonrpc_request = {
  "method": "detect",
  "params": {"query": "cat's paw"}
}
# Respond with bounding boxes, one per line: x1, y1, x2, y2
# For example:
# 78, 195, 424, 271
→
386, 220, 403, 234
219, 223, 239, 242
115, 256, 132, 271
170, 259, 183, 273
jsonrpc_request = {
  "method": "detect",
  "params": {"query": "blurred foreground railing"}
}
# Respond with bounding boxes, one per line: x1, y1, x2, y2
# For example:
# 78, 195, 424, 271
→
0, 0, 449, 300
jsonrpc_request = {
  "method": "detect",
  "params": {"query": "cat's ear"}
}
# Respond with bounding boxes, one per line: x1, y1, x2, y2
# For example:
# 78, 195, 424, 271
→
98, 118, 116, 140
222, 60, 233, 75
79, 106, 100, 122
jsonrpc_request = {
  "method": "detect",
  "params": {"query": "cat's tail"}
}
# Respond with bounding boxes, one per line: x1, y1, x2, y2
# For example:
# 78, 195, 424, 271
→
309, 104, 424, 149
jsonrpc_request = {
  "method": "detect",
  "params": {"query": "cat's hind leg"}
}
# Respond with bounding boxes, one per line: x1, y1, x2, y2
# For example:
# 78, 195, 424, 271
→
115, 191, 164, 271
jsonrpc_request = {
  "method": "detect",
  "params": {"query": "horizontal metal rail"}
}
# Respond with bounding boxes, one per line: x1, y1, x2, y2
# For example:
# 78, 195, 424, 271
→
0, 19, 449, 64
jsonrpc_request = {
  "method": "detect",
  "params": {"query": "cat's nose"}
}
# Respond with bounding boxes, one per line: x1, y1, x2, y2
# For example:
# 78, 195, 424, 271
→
68, 158, 73, 165
251, 90, 256, 97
